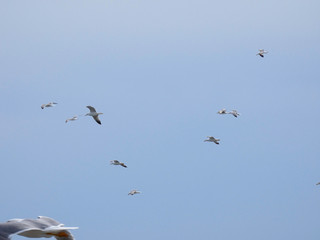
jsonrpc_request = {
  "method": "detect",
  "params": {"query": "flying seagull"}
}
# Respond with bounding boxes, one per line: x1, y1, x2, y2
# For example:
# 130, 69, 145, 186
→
204, 136, 220, 145
110, 160, 127, 168
217, 108, 227, 115
85, 106, 103, 125
41, 102, 57, 109
128, 190, 141, 195
256, 49, 268, 58
65, 116, 78, 123
0, 216, 78, 240
228, 110, 240, 118
316, 182, 320, 185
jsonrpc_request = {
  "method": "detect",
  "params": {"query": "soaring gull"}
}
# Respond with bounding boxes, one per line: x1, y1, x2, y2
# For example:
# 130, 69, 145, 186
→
204, 136, 220, 145
128, 190, 141, 195
228, 110, 240, 118
85, 106, 103, 125
256, 49, 268, 58
0, 216, 78, 240
41, 102, 58, 109
65, 116, 78, 123
217, 108, 227, 115
110, 160, 127, 168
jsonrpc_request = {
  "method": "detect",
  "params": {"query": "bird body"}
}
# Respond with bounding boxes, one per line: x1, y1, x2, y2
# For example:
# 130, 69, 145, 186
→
41, 102, 58, 109
110, 160, 127, 168
204, 136, 220, 144
85, 106, 103, 125
0, 216, 78, 240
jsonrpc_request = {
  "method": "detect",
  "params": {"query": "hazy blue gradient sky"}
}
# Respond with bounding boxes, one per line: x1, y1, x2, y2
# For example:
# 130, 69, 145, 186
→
1, 0, 320, 240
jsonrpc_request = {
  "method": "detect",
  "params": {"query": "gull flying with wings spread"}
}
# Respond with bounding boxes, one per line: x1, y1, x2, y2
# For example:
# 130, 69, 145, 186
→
204, 136, 220, 145
128, 190, 141, 195
0, 216, 78, 240
41, 102, 58, 109
256, 49, 268, 58
85, 106, 103, 125
110, 160, 127, 168
65, 116, 78, 123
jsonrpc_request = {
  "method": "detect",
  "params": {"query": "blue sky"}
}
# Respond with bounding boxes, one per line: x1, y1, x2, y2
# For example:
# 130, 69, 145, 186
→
1, 0, 320, 239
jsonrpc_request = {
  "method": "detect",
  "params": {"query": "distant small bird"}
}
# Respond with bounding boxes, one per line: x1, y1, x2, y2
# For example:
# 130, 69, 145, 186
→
204, 136, 220, 144
41, 102, 57, 109
0, 216, 78, 240
217, 108, 227, 115
85, 106, 103, 125
228, 110, 240, 118
128, 190, 141, 195
110, 160, 127, 168
65, 116, 78, 123
316, 182, 320, 185
256, 49, 268, 58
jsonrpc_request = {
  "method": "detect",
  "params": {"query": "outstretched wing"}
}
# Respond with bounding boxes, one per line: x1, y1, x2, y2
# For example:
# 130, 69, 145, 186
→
93, 115, 101, 125
86, 106, 97, 113
120, 163, 127, 168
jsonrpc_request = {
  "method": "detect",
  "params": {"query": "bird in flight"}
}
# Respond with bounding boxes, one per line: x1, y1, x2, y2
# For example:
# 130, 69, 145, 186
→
256, 49, 268, 58
65, 116, 78, 123
110, 160, 127, 168
316, 182, 320, 185
41, 102, 57, 109
228, 110, 240, 118
128, 190, 141, 195
217, 108, 227, 115
204, 136, 220, 145
85, 106, 103, 125
0, 216, 78, 240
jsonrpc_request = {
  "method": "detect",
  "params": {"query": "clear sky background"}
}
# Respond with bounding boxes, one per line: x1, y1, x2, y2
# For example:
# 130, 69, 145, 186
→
1, 0, 320, 239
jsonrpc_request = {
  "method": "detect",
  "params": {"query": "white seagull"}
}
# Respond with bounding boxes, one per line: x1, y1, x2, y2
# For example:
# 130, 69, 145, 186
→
85, 106, 103, 125
128, 190, 141, 195
256, 49, 268, 58
217, 108, 227, 115
65, 116, 78, 123
228, 110, 240, 118
0, 216, 78, 240
41, 102, 58, 109
110, 160, 127, 168
204, 136, 220, 145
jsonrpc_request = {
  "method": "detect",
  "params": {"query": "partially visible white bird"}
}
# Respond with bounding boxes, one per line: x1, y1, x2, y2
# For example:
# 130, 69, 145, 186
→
204, 136, 220, 145
228, 110, 240, 118
110, 160, 127, 168
85, 106, 103, 125
41, 102, 58, 109
316, 182, 320, 185
256, 49, 268, 58
217, 108, 227, 115
65, 116, 78, 123
128, 190, 141, 195
0, 216, 78, 240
